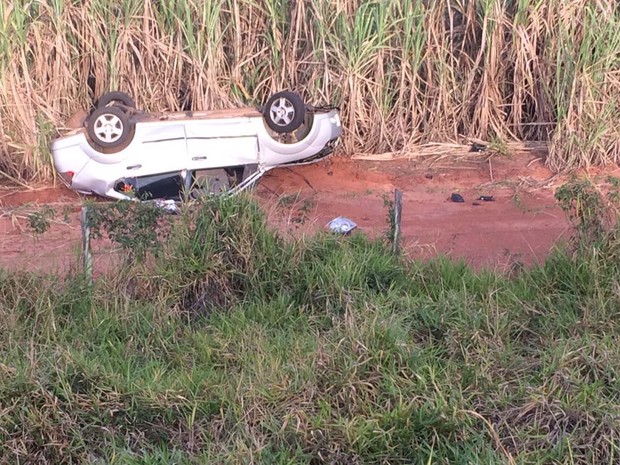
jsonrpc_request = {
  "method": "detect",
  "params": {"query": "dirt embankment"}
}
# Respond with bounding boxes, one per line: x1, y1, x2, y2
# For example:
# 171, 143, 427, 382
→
3, 150, 612, 273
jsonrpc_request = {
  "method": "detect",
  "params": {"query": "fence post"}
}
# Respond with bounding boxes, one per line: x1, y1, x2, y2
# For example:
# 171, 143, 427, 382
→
392, 189, 403, 255
81, 206, 93, 283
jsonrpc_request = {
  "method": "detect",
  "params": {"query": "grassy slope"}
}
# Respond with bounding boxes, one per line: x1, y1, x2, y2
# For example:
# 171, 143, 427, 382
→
2, 195, 620, 464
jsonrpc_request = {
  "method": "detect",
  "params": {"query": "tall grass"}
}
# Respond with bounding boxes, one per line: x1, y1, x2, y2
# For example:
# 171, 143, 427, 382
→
0, 0, 619, 181
3, 192, 620, 463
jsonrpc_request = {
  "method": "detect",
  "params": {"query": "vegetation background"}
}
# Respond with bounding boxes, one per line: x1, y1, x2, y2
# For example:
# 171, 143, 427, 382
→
3, 2, 620, 462
1, 0, 619, 182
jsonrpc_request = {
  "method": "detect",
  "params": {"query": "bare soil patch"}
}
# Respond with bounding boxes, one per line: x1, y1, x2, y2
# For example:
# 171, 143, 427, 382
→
258, 152, 573, 271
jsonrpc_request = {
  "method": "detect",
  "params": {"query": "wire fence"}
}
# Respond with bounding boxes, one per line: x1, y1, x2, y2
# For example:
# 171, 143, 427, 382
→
1, 195, 405, 277
0, 241, 126, 275
0, 205, 126, 275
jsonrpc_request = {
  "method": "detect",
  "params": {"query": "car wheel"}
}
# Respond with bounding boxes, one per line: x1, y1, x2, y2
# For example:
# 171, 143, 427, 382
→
263, 91, 306, 134
96, 91, 136, 110
86, 106, 134, 150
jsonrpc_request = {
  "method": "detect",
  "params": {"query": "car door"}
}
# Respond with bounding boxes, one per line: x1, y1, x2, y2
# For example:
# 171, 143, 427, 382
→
184, 118, 259, 171
123, 121, 188, 178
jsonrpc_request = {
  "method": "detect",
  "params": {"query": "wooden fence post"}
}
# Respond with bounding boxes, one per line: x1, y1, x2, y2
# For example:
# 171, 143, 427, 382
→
81, 206, 93, 283
393, 189, 403, 255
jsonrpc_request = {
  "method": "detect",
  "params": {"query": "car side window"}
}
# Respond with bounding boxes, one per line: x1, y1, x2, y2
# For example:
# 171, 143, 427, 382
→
130, 172, 184, 200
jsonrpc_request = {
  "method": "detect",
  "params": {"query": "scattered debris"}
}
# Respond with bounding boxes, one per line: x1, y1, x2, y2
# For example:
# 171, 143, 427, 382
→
326, 216, 357, 234
425, 173, 433, 179
450, 193, 465, 203
152, 199, 179, 214
472, 202, 481, 206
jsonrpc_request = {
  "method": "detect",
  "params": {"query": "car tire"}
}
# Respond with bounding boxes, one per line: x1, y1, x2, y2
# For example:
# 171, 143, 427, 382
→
263, 91, 306, 134
96, 91, 136, 110
86, 106, 134, 150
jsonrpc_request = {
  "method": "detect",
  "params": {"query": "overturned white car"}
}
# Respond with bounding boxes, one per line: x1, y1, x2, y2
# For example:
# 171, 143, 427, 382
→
51, 91, 342, 200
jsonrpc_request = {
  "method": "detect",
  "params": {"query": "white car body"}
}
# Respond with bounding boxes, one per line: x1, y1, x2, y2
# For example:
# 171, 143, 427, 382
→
51, 103, 342, 200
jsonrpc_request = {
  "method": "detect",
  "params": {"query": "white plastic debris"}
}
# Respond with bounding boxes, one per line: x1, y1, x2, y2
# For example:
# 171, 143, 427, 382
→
153, 199, 179, 214
326, 216, 357, 234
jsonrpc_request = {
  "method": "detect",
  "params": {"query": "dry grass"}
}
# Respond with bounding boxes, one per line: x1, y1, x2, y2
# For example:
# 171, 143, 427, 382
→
0, 0, 619, 182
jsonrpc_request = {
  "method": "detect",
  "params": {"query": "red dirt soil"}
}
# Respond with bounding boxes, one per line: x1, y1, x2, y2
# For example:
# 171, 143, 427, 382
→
1, 152, 614, 274
258, 153, 571, 271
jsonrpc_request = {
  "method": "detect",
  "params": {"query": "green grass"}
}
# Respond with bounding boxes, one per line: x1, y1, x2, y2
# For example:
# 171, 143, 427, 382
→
2, 193, 620, 463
